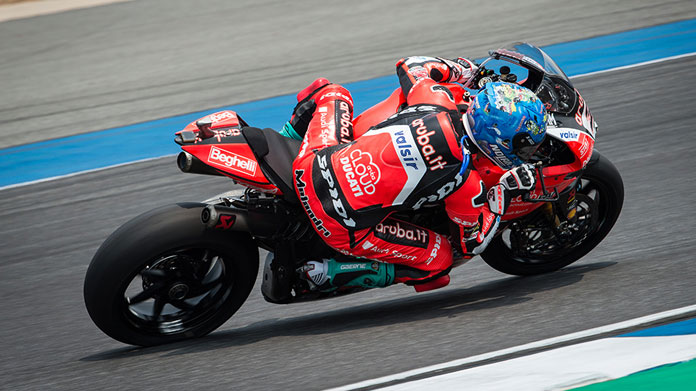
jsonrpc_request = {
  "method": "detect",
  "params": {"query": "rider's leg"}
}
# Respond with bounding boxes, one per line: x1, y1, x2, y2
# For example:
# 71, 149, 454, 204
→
296, 217, 454, 292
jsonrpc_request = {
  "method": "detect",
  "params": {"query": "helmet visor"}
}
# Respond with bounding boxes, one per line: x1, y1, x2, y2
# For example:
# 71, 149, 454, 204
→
512, 132, 544, 162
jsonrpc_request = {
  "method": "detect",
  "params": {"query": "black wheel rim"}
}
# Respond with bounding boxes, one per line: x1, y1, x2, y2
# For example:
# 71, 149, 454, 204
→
500, 174, 611, 265
120, 248, 234, 336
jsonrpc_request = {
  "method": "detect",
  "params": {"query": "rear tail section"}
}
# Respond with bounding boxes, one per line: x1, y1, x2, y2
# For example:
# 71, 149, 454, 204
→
175, 110, 301, 200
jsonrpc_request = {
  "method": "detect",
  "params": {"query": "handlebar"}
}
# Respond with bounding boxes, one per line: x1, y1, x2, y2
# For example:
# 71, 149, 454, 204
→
522, 162, 559, 203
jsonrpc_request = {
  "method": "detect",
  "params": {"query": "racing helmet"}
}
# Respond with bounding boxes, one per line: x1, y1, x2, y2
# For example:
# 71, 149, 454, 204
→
464, 82, 547, 170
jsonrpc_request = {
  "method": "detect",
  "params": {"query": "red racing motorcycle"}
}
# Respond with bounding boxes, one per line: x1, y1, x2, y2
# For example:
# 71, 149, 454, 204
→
84, 43, 624, 346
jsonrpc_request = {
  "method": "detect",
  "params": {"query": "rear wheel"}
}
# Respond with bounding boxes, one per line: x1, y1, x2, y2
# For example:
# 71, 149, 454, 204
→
481, 151, 623, 276
84, 203, 258, 346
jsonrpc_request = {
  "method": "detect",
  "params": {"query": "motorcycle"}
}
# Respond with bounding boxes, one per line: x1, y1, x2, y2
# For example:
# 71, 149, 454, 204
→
84, 43, 624, 346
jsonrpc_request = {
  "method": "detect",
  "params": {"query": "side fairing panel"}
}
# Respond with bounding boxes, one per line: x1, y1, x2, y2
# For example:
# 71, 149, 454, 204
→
183, 143, 281, 194
178, 110, 281, 194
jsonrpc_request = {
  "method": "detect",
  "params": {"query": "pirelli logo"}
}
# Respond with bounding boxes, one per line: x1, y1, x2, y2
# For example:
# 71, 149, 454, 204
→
207, 146, 257, 176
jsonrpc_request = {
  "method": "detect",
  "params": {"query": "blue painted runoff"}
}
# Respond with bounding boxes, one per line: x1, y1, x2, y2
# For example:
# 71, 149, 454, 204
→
619, 318, 696, 337
2, 18, 696, 188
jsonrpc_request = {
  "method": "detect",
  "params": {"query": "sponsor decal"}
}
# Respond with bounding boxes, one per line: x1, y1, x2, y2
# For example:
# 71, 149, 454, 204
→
478, 212, 497, 242
579, 136, 593, 167
505, 208, 533, 216
487, 185, 505, 215
425, 234, 442, 265
411, 118, 447, 171
362, 240, 389, 255
319, 91, 353, 105
579, 137, 590, 158
547, 127, 581, 142
339, 263, 368, 271
394, 129, 421, 170
558, 129, 579, 141
374, 220, 429, 249
413, 173, 464, 209
339, 149, 381, 197
213, 128, 241, 141
208, 146, 257, 176
362, 239, 418, 261
574, 92, 596, 138
215, 214, 236, 230
451, 216, 478, 226
489, 144, 513, 168
295, 169, 331, 237
318, 106, 333, 148
392, 250, 417, 261
512, 190, 544, 203
317, 154, 356, 228
206, 111, 237, 123
337, 100, 353, 143
393, 105, 439, 117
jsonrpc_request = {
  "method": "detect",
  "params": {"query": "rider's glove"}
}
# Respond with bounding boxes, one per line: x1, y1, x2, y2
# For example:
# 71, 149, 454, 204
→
288, 78, 332, 138
500, 163, 537, 194
446, 57, 478, 83
487, 164, 537, 216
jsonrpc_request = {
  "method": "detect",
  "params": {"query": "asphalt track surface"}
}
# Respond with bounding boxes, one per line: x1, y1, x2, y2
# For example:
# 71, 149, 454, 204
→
2, 2, 696, 391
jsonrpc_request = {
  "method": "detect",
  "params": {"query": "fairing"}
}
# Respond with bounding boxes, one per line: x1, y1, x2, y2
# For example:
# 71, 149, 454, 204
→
176, 110, 281, 194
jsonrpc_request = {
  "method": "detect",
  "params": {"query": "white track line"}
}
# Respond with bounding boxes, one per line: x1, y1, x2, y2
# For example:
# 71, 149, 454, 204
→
3, 51, 696, 193
570, 51, 696, 79
0, 0, 133, 23
0, 154, 176, 191
326, 304, 696, 391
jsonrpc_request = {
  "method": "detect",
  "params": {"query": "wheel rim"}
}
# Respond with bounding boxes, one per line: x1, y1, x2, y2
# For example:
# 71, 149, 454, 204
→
120, 248, 234, 335
500, 175, 610, 265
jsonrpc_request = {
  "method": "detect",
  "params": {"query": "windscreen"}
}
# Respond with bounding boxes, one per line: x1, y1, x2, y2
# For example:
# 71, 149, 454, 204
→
488, 43, 577, 114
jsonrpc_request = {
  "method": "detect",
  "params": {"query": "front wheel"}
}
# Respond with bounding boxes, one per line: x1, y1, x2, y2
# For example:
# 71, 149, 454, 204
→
84, 203, 258, 346
481, 151, 624, 276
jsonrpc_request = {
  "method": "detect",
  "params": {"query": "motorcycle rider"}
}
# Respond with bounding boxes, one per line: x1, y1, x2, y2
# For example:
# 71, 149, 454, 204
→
284, 56, 547, 292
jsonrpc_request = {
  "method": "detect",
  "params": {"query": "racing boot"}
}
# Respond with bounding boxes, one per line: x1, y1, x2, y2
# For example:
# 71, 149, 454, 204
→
280, 78, 331, 140
298, 258, 395, 292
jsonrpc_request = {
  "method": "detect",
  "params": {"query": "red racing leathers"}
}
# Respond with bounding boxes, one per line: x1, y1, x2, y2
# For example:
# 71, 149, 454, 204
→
292, 56, 501, 289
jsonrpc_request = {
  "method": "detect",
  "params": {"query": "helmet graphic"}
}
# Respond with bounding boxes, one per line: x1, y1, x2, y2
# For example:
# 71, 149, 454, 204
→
464, 82, 547, 170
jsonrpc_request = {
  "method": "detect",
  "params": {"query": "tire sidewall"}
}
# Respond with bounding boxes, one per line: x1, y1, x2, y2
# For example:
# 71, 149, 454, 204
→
481, 152, 624, 276
84, 203, 258, 346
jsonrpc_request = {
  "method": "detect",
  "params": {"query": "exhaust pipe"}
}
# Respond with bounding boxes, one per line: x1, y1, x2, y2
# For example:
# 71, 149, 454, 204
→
201, 203, 289, 237
201, 204, 249, 231
177, 152, 225, 177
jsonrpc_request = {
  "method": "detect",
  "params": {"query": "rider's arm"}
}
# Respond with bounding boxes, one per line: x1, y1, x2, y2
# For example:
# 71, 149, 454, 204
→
395, 56, 477, 99
445, 172, 501, 257
444, 164, 536, 256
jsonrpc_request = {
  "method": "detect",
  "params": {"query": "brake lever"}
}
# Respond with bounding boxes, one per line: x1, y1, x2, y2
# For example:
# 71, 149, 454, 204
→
522, 162, 560, 202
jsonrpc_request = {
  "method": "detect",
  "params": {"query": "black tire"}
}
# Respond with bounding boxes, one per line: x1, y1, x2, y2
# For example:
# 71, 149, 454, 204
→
481, 151, 624, 276
84, 203, 258, 346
